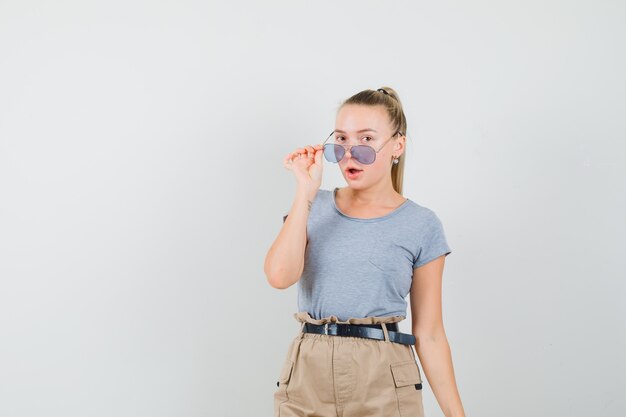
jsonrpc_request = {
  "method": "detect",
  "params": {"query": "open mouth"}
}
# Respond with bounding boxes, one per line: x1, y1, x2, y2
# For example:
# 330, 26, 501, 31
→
345, 167, 363, 179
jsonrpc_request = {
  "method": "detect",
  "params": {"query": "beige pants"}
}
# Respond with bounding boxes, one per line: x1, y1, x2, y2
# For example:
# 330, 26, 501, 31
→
273, 311, 425, 417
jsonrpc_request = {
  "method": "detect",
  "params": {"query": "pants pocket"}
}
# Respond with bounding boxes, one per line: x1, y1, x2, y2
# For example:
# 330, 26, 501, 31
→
390, 359, 425, 417
273, 358, 294, 417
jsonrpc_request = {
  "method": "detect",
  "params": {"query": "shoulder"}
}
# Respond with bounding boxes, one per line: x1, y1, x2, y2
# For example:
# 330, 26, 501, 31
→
309, 188, 332, 215
313, 188, 332, 204
402, 200, 444, 227
282, 189, 332, 223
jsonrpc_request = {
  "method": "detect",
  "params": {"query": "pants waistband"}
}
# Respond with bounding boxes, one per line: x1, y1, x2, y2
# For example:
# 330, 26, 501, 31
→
293, 311, 406, 326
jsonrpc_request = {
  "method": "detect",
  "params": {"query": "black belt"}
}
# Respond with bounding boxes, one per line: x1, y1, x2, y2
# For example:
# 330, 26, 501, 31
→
303, 322, 416, 345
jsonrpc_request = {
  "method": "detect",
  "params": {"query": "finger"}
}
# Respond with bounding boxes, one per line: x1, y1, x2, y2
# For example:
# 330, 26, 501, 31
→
314, 147, 322, 164
285, 152, 299, 163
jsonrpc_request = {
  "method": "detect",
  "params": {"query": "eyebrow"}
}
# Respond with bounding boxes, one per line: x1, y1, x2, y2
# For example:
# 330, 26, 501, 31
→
334, 128, 378, 134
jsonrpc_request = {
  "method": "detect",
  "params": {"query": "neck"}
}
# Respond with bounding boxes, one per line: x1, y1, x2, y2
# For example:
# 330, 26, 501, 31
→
336, 183, 403, 207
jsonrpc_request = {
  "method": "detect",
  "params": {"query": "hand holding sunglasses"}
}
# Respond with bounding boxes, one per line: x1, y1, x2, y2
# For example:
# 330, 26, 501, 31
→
283, 144, 325, 196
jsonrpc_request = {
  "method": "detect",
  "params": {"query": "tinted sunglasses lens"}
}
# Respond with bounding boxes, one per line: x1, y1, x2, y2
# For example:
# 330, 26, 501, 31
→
352, 146, 376, 165
323, 144, 344, 163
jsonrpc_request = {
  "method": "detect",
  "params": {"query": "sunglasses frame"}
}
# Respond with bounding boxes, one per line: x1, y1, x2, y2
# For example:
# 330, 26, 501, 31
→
321, 130, 403, 165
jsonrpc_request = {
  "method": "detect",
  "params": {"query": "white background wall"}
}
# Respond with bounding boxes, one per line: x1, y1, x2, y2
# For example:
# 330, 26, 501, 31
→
1, 1, 624, 416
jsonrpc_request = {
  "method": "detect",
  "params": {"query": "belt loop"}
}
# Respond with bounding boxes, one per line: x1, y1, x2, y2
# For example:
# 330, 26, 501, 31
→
381, 322, 390, 342
299, 321, 306, 339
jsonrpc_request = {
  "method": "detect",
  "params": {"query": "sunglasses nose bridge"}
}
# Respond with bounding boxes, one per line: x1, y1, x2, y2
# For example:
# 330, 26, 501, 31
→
343, 145, 354, 160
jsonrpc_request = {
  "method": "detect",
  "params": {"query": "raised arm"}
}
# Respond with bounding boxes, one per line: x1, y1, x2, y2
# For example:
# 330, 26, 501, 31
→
264, 144, 323, 289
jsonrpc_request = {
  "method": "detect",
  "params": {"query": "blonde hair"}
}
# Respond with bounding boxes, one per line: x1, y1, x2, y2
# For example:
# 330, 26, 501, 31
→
337, 86, 408, 195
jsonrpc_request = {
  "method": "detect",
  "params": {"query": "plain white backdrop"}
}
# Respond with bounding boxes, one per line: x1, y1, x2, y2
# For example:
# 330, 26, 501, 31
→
0, 1, 624, 416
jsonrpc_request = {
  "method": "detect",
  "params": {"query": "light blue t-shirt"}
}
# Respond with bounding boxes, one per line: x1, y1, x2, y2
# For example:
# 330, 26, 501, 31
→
283, 187, 452, 321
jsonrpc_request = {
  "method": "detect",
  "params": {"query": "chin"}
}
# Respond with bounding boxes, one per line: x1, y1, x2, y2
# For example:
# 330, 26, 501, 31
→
344, 181, 369, 190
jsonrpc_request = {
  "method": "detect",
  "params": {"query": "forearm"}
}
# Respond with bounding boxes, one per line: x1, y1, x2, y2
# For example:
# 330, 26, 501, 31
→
264, 188, 315, 289
414, 329, 466, 417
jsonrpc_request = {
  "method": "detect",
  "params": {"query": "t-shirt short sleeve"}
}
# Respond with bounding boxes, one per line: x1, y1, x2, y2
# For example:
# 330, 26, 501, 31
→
413, 211, 452, 269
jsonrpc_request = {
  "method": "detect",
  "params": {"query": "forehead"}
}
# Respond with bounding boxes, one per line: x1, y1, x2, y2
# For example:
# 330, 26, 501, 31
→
335, 104, 391, 133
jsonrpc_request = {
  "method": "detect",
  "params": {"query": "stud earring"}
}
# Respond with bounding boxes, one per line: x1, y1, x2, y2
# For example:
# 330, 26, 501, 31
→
392, 156, 399, 164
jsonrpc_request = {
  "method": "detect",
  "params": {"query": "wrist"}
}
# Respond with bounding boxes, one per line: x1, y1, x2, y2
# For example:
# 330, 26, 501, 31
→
295, 186, 318, 202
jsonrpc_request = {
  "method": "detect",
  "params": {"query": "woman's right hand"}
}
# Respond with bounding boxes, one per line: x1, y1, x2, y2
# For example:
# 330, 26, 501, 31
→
283, 144, 324, 198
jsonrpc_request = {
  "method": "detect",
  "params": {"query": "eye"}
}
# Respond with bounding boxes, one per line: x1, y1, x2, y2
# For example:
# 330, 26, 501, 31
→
362, 136, 373, 142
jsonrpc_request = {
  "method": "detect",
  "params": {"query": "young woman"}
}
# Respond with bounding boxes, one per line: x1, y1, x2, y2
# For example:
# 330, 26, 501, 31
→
265, 87, 466, 417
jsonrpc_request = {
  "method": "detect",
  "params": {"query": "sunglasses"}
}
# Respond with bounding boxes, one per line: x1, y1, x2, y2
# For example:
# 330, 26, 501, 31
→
321, 130, 402, 165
